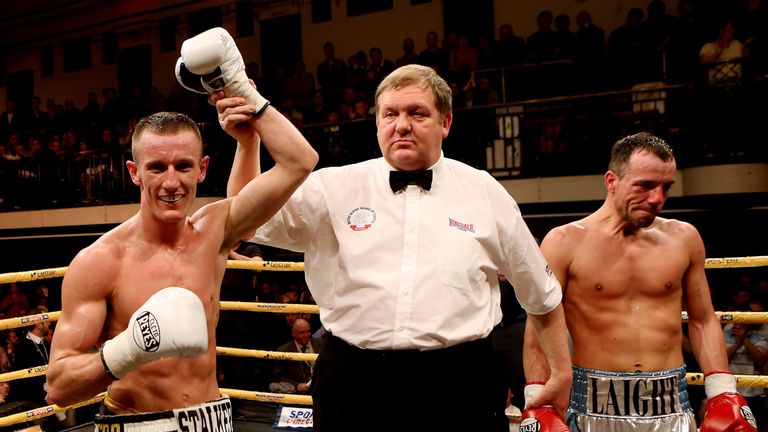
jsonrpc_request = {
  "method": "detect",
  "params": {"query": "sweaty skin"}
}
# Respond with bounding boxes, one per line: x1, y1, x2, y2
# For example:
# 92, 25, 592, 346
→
525, 148, 728, 411
47, 102, 318, 410
548, 216, 697, 371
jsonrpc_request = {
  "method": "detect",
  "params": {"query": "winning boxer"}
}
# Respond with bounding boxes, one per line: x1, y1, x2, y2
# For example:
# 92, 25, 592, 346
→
46, 27, 318, 431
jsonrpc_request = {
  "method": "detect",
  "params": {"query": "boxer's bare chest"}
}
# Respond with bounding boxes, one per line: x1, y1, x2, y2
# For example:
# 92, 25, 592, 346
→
568, 228, 687, 300
110, 230, 225, 328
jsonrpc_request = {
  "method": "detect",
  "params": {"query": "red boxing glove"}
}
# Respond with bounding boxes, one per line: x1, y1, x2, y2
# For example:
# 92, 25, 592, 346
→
519, 406, 571, 432
700, 392, 757, 432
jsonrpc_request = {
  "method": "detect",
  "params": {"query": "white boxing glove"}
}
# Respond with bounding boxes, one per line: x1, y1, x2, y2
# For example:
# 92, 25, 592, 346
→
100, 287, 208, 380
175, 27, 270, 116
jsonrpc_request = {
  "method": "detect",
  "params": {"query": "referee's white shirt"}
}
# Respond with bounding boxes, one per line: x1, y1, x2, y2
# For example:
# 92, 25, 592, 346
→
254, 155, 562, 350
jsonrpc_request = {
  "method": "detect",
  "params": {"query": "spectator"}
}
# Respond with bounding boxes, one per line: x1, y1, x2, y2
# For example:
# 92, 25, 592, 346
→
554, 14, 576, 60
700, 19, 748, 89
285, 61, 316, 111
724, 300, 768, 428
493, 24, 526, 67
448, 34, 478, 86
417, 30, 449, 75
316, 41, 347, 105
13, 308, 50, 407
395, 37, 419, 67
607, 8, 654, 87
574, 10, 606, 89
0, 283, 30, 318
270, 318, 325, 394
367, 47, 396, 92
527, 10, 558, 63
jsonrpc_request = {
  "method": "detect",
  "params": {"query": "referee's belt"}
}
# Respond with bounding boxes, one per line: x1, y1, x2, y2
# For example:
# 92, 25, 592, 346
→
326, 333, 492, 361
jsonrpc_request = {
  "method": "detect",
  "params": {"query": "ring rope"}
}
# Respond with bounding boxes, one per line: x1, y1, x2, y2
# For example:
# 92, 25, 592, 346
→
0, 255, 762, 285
219, 301, 319, 314
216, 346, 318, 362
0, 387, 313, 427
0, 393, 105, 427
0, 365, 47, 382
0, 260, 305, 284
0, 255, 763, 428
0, 312, 59, 331
704, 256, 768, 268
220, 388, 312, 405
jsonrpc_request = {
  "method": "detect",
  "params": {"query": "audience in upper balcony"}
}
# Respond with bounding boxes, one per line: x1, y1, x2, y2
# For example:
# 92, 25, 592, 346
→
700, 19, 748, 89
316, 41, 347, 106
1, 1, 767, 212
607, 8, 655, 88
492, 24, 526, 67
527, 10, 559, 64
573, 11, 606, 89
395, 37, 419, 68
418, 30, 449, 75
447, 34, 478, 87
554, 13, 576, 61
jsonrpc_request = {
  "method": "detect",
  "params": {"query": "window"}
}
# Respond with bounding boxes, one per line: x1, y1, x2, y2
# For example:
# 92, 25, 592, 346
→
160, 17, 178, 52
187, 7, 223, 38
347, 0, 392, 17
102, 31, 116, 65
41, 46, 54, 77
312, 0, 332, 23
236, 1, 255, 37
63, 37, 92, 73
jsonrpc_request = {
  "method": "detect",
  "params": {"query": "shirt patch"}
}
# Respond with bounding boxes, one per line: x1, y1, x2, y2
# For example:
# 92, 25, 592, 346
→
347, 207, 377, 231
448, 217, 475, 233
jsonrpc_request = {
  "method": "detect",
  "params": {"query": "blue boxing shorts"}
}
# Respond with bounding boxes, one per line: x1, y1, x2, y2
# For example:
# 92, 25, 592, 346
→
94, 395, 233, 432
567, 365, 696, 432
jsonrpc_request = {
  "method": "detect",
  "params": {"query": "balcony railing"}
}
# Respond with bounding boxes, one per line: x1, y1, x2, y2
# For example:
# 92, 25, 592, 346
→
1, 79, 765, 212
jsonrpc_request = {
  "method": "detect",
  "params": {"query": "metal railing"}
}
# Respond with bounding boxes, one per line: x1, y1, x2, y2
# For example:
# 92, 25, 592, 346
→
1, 79, 765, 212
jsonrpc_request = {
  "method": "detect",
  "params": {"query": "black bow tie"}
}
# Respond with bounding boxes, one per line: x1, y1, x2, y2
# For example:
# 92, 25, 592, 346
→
389, 170, 433, 193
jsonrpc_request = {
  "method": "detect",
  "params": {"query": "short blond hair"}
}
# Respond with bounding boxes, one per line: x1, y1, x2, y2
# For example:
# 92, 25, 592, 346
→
131, 112, 202, 162
375, 64, 452, 120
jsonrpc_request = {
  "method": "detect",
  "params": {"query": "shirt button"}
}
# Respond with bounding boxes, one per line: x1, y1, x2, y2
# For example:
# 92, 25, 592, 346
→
399, 327, 405, 332
402, 291, 408, 296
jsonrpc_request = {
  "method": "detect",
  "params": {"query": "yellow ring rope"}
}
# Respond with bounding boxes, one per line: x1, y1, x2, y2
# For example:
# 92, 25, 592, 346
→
219, 301, 319, 314
0, 255, 764, 427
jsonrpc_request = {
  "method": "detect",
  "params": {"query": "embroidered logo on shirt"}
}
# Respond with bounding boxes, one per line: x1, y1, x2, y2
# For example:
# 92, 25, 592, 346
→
545, 264, 553, 278
448, 217, 475, 233
347, 207, 377, 231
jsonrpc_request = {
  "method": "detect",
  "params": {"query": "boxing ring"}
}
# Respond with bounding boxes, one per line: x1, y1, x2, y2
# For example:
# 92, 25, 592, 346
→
0, 256, 765, 430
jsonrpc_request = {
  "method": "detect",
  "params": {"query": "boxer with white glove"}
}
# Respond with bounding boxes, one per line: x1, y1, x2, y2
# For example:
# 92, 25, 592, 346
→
520, 382, 571, 432
100, 287, 208, 380
175, 27, 270, 116
700, 371, 758, 432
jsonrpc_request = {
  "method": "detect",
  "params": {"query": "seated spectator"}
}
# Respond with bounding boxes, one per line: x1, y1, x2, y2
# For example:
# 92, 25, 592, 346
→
270, 318, 325, 394
475, 76, 501, 105
724, 300, 767, 427
0, 283, 29, 318
0, 382, 9, 404
700, 19, 748, 90
13, 307, 50, 407
285, 61, 316, 111
367, 47, 395, 91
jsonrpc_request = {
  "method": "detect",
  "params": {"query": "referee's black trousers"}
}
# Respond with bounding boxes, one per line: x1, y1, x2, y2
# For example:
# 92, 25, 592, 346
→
311, 333, 508, 432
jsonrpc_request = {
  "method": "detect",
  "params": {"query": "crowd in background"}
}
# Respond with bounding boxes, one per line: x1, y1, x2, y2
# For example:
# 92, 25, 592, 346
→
1, 0, 767, 173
